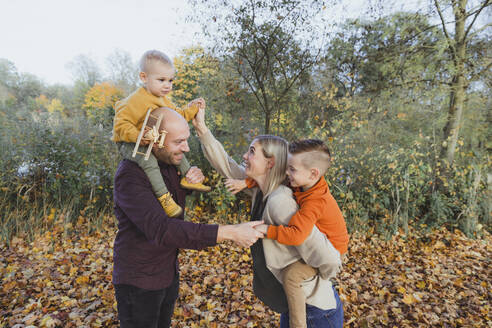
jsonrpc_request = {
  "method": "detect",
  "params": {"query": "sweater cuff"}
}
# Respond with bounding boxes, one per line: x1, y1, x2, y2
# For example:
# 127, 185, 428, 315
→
207, 224, 219, 246
266, 225, 278, 240
202, 223, 220, 247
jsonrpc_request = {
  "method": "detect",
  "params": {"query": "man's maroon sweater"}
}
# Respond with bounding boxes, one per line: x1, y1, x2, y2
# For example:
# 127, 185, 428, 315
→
112, 159, 218, 290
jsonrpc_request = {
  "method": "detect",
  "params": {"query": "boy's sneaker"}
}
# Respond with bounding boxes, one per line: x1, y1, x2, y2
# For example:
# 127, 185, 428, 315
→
158, 193, 183, 217
180, 177, 211, 192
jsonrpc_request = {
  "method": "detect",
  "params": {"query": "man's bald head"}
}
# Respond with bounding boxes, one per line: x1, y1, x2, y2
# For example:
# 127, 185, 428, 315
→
148, 107, 191, 165
148, 107, 188, 132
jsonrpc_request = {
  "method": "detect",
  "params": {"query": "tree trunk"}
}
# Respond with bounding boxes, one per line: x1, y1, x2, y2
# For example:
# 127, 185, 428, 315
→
440, 69, 465, 165
439, 0, 467, 167
264, 108, 271, 134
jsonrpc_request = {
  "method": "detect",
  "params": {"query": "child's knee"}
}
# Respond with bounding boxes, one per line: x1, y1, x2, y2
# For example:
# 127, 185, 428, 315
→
283, 262, 313, 285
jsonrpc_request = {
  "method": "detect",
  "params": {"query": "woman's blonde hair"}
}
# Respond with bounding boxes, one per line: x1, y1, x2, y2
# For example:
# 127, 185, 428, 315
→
253, 135, 288, 199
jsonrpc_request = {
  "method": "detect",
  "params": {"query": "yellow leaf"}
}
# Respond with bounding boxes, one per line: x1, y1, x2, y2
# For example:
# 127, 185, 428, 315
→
76, 275, 89, 284
402, 293, 414, 305
397, 286, 406, 294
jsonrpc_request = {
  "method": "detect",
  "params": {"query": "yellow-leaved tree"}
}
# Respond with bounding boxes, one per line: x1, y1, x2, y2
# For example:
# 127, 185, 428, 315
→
172, 46, 215, 108
83, 82, 124, 127
35, 94, 65, 114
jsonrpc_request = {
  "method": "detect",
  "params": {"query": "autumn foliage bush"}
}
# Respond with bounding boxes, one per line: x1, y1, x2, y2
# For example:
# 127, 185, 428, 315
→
1, 44, 490, 242
0, 107, 118, 241
325, 135, 490, 237
1, 94, 490, 243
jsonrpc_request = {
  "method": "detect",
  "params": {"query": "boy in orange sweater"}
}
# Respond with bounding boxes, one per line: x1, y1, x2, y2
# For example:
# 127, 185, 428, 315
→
226, 139, 348, 328
112, 50, 210, 217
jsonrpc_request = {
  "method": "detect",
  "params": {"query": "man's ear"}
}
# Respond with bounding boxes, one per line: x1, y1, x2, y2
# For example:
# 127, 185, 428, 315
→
139, 71, 147, 84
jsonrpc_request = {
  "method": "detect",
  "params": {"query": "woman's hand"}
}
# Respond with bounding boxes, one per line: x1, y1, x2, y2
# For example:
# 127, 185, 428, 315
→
192, 108, 208, 136
188, 97, 206, 110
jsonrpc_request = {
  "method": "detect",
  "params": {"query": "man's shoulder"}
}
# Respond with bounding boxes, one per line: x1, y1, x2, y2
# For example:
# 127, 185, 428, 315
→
115, 159, 142, 179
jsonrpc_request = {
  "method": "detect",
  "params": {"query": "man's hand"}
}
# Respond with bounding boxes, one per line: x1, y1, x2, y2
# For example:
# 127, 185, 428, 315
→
185, 166, 205, 184
217, 221, 265, 248
224, 178, 247, 195
192, 108, 207, 136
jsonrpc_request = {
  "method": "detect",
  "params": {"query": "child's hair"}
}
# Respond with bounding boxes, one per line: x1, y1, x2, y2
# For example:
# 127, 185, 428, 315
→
139, 50, 174, 72
289, 139, 332, 174
253, 135, 288, 199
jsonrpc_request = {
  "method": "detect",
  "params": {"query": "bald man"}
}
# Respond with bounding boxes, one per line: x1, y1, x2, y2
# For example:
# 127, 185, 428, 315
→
112, 107, 264, 328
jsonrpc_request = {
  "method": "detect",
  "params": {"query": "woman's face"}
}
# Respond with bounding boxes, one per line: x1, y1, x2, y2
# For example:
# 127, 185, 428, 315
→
242, 140, 270, 179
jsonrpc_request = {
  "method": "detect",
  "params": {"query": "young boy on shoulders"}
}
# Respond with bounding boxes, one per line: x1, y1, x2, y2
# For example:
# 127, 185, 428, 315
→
226, 139, 348, 328
112, 50, 210, 218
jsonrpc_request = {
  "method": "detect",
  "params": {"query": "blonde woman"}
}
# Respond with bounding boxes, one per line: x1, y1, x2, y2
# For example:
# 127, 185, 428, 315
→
192, 109, 343, 327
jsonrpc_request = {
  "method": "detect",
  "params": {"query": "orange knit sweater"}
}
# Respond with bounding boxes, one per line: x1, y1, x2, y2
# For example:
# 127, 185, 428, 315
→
265, 177, 349, 254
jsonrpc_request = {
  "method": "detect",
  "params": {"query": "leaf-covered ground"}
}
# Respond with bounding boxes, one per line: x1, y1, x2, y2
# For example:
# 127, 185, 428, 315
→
1, 212, 490, 327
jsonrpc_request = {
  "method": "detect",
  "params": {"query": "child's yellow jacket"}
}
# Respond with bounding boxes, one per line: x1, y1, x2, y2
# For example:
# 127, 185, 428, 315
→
112, 87, 198, 143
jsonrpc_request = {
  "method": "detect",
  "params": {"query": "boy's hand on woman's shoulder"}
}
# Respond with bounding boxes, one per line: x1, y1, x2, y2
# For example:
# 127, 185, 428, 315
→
224, 178, 247, 195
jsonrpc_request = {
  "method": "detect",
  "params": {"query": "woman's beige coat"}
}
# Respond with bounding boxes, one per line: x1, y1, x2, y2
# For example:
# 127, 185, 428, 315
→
199, 130, 342, 310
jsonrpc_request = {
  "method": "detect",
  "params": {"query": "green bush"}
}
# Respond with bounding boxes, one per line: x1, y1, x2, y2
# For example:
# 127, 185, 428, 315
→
1, 100, 489, 242
0, 108, 119, 240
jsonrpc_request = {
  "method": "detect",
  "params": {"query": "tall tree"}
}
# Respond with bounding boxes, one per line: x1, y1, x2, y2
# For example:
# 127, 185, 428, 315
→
105, 49, 138, 94
66, 54, 101, 87
66, 54, 102, 115
0, 59, 43, 110
325, 12, 446, 94
432, 0, 491, 167
190, 0, 331, 134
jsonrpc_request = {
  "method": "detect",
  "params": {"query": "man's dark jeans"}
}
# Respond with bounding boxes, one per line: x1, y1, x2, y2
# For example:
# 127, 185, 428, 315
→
114, 274, 179, 328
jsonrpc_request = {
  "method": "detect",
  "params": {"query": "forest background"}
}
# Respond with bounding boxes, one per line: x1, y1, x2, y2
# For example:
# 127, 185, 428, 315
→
1, 0, 490, 240
0, 0, 491, 326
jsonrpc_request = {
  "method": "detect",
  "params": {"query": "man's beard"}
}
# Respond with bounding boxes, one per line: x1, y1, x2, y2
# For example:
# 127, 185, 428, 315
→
154, 150, 183, 166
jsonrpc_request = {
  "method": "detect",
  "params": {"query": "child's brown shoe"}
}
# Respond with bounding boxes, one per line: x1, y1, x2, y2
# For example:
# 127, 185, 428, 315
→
158, 193, 183, 217
180, 177, 211, 192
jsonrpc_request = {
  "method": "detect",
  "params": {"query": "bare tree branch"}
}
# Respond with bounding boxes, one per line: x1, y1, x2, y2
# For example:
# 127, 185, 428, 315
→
469, 60, 492, 82
464, 0, 492, 40
468, 22, 492, 39
434, 0, 456, 60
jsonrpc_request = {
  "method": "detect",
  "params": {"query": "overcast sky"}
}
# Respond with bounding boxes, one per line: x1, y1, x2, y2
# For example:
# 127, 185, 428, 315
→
0, 0, 201, 84
1, 0, 427, 85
